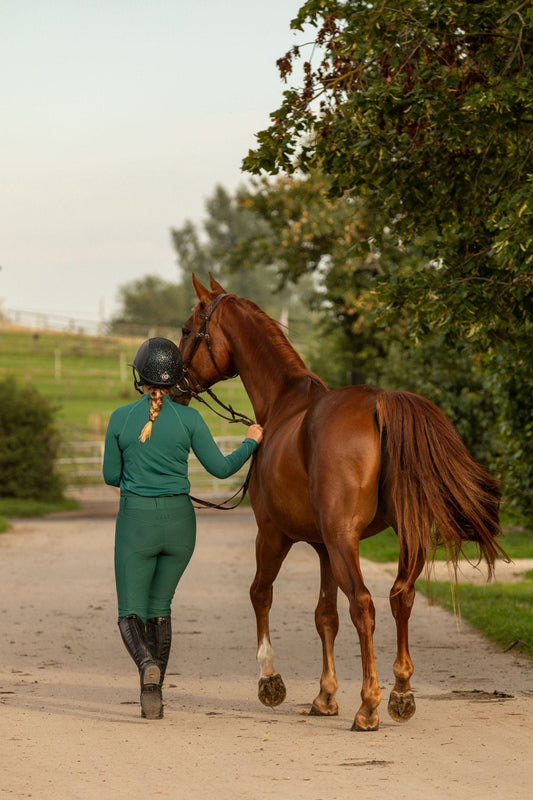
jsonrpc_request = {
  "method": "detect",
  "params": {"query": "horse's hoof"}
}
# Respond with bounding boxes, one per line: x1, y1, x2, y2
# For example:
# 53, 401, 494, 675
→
309, 701, 339, 717
350, 715, 379, 732
388, 690, 416, 723
258, 674, 286, 707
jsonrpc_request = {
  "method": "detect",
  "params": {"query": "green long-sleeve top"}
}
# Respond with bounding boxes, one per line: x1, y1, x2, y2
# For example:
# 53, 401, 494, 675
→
103, 394, 258, 496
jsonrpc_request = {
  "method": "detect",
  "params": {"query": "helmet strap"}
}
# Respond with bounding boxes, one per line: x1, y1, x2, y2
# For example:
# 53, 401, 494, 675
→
132, 367, 144, 395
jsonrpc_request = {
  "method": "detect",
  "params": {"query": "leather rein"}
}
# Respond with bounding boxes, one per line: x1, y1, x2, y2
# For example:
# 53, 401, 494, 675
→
180, 292, 256, 510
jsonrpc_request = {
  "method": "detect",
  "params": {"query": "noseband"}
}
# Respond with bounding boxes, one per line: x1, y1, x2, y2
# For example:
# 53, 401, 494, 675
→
181, 293, 255, 427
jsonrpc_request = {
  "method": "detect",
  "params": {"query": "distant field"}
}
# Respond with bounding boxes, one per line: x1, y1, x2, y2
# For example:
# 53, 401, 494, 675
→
0, 326, 254, 442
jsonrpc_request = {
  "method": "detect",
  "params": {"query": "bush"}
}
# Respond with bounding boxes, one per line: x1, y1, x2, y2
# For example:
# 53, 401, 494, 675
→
0, 377, 64, 501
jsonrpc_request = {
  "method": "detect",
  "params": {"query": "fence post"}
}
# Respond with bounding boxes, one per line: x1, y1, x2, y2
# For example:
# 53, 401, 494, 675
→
54, 349, 61, 380
120, 353, 127, 383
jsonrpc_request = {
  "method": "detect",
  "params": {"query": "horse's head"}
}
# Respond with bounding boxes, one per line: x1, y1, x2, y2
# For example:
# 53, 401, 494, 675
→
179, 274, 237, 394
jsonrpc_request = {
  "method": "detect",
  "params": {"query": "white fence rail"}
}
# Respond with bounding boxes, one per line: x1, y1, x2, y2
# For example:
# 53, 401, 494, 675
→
57, 437, 250, 494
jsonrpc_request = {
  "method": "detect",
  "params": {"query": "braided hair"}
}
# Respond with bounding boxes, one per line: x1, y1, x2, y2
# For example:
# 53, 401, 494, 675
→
138, 386, 169, 442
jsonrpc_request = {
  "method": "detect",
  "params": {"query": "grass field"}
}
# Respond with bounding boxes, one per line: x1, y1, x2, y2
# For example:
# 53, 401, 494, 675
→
415, 571, 533, 656
0, 326, 254, 441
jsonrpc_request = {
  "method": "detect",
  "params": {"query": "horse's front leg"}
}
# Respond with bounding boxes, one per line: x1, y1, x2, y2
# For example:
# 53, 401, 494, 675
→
309, 542, 339, 716
388, 544, 426, 723
249, 527, 293, 707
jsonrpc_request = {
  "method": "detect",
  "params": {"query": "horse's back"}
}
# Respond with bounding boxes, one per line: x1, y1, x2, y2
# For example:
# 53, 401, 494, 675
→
304, 384, 383, 449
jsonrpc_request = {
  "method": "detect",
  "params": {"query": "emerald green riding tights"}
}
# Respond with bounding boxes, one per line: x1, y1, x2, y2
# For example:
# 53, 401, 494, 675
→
114, 494, 196, 622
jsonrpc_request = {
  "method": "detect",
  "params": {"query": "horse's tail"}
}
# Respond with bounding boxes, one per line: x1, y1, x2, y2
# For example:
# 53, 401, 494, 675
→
375, 390, 507, 581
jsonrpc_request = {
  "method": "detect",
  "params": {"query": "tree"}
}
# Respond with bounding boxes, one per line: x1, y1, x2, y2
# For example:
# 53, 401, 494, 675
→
0, 378, 63, 501
244, 1, 532, 339
171, 184, 310, 325
243, 0, 533, 519
235, 172, 500, 471
234, 172, 388, 381
110, 275, 188, 334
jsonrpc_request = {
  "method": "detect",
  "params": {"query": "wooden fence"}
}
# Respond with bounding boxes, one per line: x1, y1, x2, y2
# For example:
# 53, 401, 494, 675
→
57, 437, 250, 495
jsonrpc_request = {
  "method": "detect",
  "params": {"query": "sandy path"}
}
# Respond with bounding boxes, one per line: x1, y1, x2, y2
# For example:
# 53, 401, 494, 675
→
1, 493, 532, 800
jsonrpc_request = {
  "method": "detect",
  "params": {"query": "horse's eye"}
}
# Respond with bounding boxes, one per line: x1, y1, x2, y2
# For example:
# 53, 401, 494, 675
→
182, 327, 191, 337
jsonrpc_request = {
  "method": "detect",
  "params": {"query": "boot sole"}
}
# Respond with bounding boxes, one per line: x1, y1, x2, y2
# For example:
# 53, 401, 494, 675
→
141, 684, 163, 719
140, 663, 162, 719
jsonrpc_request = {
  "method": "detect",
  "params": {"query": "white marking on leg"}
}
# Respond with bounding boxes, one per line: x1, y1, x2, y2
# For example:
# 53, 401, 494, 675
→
257, 636, 275, 678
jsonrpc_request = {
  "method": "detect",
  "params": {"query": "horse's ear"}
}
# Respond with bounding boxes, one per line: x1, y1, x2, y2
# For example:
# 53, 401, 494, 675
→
192, 273, 211, 304
209, 273, 227, 294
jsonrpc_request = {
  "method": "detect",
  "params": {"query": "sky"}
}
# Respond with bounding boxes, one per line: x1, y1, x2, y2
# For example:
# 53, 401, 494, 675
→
0, 0, 305, 326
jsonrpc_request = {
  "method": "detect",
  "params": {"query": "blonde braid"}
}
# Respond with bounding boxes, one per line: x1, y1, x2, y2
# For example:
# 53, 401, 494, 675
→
138, 387, 167, 442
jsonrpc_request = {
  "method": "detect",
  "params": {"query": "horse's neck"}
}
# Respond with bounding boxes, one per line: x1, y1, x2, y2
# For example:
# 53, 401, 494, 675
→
225, 302, 323, 422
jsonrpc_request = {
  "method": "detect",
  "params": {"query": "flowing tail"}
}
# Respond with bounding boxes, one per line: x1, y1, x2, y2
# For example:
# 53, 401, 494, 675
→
375, 390, 507, 581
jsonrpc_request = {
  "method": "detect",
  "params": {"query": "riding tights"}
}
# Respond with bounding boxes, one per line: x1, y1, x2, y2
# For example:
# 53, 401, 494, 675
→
114, 493, 196, 621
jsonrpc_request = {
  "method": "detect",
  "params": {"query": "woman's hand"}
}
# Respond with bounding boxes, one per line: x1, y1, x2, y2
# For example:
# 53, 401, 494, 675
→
246, 423, 264, 444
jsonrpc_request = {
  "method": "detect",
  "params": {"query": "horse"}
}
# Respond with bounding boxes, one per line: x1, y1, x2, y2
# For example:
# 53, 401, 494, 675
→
179, 274, 506, 732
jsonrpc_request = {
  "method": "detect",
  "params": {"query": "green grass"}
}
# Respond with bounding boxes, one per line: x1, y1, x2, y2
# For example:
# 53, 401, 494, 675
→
359, 516, 533, 562
359, 518, 533, 659
359, 529, 399, 562
415, 571, 533, 656
0, 327, 254, 440
0, 497, 80, 517
0, 496, 81, 533
0, 328, 138, 437
0, 325, 255, 512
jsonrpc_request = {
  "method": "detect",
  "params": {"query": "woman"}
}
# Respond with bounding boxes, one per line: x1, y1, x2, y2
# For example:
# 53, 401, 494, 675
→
103, 337, 262, 720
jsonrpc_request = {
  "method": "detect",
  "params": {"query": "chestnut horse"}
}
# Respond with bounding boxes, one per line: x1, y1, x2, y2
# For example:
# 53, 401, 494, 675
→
179, 275, 505, 731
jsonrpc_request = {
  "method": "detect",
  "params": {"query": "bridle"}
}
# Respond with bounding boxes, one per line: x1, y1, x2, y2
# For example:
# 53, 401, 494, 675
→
182, 293, 232, 385
181, 293, 256, 428
180, 292, 257, 511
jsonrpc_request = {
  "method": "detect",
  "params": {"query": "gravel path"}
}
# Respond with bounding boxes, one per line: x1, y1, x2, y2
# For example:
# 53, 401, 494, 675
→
1, 489, 531, 799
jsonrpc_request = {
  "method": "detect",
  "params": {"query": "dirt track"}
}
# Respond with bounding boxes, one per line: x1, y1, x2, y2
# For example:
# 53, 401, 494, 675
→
1, 488, 532, 800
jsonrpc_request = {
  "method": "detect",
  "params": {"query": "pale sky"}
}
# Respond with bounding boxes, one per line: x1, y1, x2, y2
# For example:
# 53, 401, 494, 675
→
1, 0, 305, 325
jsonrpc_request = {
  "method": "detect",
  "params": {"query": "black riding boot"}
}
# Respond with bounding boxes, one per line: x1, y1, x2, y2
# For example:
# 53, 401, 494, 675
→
146, 615, 172, 688
118, 614, 162, 719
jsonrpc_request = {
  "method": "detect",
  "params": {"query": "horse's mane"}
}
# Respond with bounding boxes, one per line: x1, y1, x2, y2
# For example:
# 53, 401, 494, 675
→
228, 295, 326, 389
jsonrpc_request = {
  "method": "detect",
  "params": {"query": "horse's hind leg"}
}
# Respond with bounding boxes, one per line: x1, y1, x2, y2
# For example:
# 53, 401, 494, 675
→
250, 527, 293, 707
309, 543, 339, 716
327, 535, 383, 731
388, 545, 426, 723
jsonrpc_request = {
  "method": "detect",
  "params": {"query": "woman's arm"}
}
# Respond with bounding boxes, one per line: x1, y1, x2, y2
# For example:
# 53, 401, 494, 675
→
190, 416, 262, 479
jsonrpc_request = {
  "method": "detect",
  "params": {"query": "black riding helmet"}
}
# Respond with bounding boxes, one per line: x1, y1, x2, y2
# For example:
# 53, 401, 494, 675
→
129, 337, 187, 395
